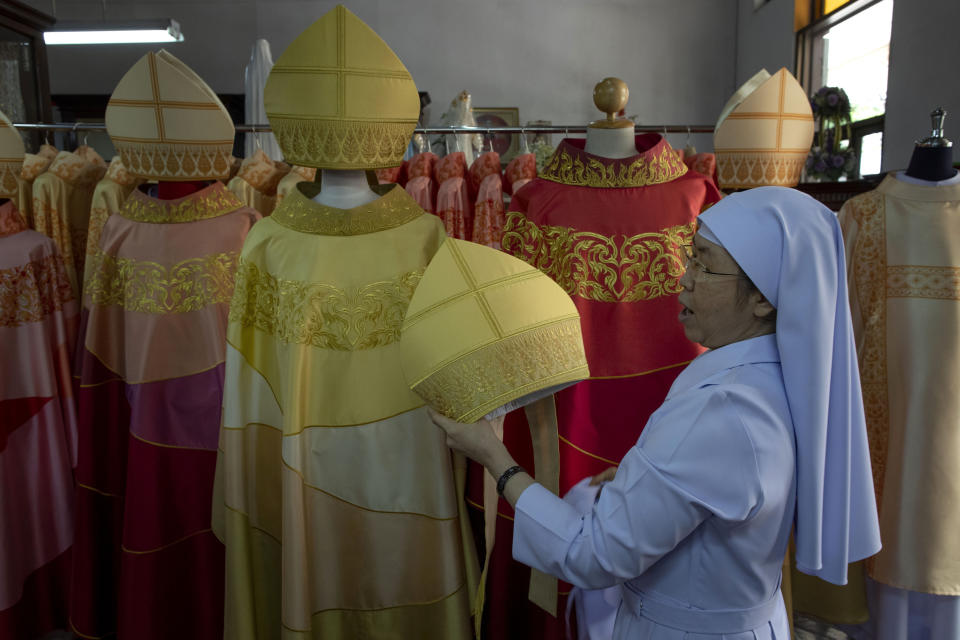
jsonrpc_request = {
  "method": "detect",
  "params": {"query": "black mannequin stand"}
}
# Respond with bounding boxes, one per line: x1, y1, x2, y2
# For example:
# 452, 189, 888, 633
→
905, 107, 957, 182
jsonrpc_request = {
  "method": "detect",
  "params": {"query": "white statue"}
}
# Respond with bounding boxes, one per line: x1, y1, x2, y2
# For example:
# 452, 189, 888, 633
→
440, 90, 483, 166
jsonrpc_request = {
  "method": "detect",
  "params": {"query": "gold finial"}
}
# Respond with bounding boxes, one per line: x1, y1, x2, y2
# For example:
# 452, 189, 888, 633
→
589, 77, 632, 129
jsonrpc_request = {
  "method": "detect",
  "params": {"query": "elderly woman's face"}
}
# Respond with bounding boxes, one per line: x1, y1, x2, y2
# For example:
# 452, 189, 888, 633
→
677, 233, 771, 349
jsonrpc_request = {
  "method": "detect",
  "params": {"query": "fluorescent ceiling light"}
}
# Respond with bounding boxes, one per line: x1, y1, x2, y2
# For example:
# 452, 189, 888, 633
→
44, 19, 183, 45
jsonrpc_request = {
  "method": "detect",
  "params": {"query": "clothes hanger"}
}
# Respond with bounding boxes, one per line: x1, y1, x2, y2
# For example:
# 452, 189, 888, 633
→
684, 125, 696, 156
519, 127, 531, 155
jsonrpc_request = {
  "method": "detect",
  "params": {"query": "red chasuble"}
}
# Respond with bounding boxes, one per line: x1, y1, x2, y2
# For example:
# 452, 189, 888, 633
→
470, 134, 720, 638
0, 201, 78, 640
68, 183, 260, 640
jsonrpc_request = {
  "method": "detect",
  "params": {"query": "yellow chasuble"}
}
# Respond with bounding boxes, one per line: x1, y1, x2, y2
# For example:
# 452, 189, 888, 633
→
275, 165, 316, 206
840, 175, 960, 596
226, 149, 290, 216
214, 182, 474, 639
82, 156, 143, 298
16, 152, 53, 227
32, 148, 107, 296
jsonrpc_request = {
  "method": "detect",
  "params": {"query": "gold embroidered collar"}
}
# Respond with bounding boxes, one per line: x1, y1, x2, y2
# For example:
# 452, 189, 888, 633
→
271, 182, 425, 235
119, 181, 243, 224
0, 200, 27, 237
540, 135, 688, 188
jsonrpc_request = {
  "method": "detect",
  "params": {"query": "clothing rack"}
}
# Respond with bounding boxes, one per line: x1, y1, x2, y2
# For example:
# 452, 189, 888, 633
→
12, 122, 716, 134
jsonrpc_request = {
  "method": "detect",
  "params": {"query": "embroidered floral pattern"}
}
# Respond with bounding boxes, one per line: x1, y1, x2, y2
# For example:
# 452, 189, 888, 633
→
847, 190, 889, 504
0, 253, 74, 327
84, 249, 239, 313
229, 259, 422, 351
412, 318, 589, 423
886, 265, 960, 301
540, 145, 688, 188
119, 183, 242, 224
116, 140, 234, 182
271, 184, 424, 236
269, 118, 414, 170
502, 212, 695, 302
0, 202, 26, 236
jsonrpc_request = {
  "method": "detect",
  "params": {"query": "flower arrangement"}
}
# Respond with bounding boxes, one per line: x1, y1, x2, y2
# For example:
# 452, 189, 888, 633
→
806, 86, 857, 181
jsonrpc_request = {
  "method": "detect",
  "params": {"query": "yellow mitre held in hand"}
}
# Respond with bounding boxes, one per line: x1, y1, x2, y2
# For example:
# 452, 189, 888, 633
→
714, 67, 814, 189
0, 108, 25, 198
105, 50, 235, 181
400, 238, 590, 424
264, 4, 420, 169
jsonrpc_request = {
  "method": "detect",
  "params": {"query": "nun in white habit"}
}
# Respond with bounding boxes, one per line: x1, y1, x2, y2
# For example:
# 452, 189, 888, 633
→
431, 187, 882, 638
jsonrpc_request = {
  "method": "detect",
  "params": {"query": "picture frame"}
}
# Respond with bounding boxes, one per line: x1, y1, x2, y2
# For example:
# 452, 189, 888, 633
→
473, 107, 520, 164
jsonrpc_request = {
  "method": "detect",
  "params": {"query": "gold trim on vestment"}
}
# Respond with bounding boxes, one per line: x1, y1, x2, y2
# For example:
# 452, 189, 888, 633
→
130, 430, 216, 451
540, 144, 688, 188
590, 360, 692, 380
80, 342, 225, 386
0, 251, 74, 327
559, 434, 620, 466
70, 617, 114, 640
502, 212, 695, 303
77, 481, 120, 498
222, 502, 282, 544
271, 183, 424, 235
848, 190, 889, 506
280, 457, 458, 522
229, 258, 421, 350
270, 118, 416, 170
118, 182, 242, 223
121, 528, 213, 555
0, 161, 19, 198
886, 265, 960, 300
411, 318, 591, 423
115, 139, 233, 181
84, 249, 238, 314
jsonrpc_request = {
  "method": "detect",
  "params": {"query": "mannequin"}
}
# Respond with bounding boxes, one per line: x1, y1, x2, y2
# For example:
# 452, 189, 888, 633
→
584, 77, 637, 159
905, 107, 957, 182
311, 169, 379, 208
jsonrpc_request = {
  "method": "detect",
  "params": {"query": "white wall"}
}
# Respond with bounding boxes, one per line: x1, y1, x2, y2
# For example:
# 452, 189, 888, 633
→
734, 0, 795, 87
882, 0, 960, 169
20, 0, 738, 152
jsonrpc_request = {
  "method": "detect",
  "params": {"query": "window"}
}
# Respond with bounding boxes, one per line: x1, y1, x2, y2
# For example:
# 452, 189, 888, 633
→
796, 0, 894, 177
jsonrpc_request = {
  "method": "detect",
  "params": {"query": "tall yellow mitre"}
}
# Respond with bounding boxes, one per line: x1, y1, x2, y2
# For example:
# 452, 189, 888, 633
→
714, 68, 814, 189
0, 109, 25, 199
265, 5, 420, 170
400, 239, 590, 424
105, 50, 235, 181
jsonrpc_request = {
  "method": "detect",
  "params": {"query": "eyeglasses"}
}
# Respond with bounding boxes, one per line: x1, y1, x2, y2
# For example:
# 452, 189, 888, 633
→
680, 244, 748, 279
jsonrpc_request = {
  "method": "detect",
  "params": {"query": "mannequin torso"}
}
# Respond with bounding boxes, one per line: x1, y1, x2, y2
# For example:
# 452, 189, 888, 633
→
905, 146, 956, 182
584, 125, 638, 159
311, 169, 380, 208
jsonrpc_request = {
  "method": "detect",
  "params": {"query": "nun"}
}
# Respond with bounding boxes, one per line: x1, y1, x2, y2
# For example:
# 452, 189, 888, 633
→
430, 187, 881, 638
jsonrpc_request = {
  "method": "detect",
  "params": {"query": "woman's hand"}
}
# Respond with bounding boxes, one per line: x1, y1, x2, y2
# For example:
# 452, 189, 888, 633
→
429, 408, 535, 507
428, 408, 504, 469
589, 466, 618, 486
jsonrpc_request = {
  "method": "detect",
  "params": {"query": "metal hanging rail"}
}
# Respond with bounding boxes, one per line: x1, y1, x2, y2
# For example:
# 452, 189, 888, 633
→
12, 122, 716, 134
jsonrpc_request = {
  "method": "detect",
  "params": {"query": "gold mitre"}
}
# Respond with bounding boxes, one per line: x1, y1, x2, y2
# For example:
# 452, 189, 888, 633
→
105, 50, 235, 181
0, 109, 25, 199
714, 68, 814, 189
265, 5, 420, 170
400, 239, 590, 424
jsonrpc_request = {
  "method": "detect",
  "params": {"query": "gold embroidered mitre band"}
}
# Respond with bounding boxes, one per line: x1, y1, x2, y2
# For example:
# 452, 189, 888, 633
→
105, 50, 235, 181
264, 4, 420, 170
714, 68, 814, 189
400, 238, 590, 423
0, 109, 25, 198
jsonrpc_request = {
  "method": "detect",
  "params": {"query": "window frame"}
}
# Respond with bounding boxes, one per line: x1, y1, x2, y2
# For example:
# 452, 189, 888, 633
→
795, 0, 890, 178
